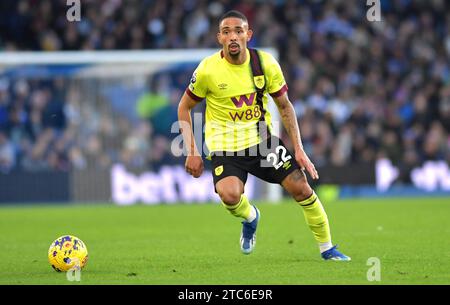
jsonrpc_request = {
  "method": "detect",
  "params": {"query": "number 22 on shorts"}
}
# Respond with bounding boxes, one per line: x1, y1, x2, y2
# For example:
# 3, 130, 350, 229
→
266, 145, 292, 170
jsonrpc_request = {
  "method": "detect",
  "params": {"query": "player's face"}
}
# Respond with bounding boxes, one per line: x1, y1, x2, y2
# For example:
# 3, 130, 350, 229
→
217, 17, 253, 58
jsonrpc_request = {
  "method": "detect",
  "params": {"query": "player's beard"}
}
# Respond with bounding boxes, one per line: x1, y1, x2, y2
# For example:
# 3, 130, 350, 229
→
229, 50, 240, 59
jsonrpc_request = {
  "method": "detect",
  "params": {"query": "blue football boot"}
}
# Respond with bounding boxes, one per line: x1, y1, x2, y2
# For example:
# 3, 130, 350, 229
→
321, 245, 351, 261
240, 206, 260, 254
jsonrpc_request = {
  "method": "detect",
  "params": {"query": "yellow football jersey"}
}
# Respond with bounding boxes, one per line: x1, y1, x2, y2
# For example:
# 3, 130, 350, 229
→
186, 48, 288, 153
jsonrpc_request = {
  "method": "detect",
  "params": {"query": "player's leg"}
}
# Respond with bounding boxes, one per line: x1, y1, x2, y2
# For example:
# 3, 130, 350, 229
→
215, 176, 260, 254
212, 156, 260, 254
282, 169, 351, 261
215, 176, 256, 221
252, 135, 350, 260
281, 170, 331, 250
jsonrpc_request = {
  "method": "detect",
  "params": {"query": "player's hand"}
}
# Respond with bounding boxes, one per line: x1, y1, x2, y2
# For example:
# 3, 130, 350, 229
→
295, 149, 319, 180
185, 155, 204, 178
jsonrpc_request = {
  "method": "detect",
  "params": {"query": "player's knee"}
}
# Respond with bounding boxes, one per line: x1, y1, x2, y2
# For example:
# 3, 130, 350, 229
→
218, 189, 242, 205
291, 182, 313, 202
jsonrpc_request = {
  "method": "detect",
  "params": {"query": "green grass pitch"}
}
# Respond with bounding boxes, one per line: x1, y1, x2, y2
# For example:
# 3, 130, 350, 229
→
0, 197, 449, 285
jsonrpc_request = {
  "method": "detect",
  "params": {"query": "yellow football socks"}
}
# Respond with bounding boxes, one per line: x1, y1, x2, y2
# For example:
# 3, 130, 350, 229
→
298, 191, 332, 251
222, 194, 255, 222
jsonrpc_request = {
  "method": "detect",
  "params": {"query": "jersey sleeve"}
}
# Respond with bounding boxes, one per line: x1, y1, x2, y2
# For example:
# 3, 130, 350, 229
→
264, 53, 288, 98
186, 59, 208, 102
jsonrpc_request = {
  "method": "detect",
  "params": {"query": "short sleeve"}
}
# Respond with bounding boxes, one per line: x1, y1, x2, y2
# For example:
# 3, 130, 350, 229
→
186, 59, 208, 102
264, 53, 288, 98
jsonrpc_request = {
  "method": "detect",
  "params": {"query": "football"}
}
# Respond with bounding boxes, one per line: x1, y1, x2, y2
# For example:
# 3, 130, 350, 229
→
48, 235, 88, 272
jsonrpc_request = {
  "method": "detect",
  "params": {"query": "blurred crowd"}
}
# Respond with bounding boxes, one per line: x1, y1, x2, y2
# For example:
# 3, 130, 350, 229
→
0, 76, 183, 173
1, 0, 450, 179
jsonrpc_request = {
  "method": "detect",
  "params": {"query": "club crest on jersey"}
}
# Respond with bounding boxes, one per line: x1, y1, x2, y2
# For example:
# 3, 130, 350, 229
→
215, 165, 224, 176
253, 75, 265, 89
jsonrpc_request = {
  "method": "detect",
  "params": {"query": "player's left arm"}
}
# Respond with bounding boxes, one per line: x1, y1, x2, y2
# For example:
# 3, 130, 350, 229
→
273, 93, 319, 180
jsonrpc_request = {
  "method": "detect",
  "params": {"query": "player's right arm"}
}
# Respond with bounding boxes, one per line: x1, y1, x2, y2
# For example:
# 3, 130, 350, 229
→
177, 92, 204, 178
